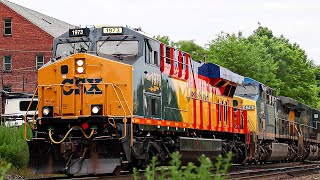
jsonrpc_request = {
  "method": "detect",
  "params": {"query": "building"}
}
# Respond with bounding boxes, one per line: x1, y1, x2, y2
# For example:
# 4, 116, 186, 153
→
0, 0, 74, 113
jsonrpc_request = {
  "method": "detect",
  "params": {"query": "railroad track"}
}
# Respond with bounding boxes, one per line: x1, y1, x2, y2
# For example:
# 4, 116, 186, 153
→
28, 162, 320, 180
228, 164, 320, 179
27, 174, 135, 180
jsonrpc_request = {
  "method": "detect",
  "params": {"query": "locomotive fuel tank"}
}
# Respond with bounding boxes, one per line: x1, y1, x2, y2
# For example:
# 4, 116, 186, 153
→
266, 143, 289, 161
178, 137, 222, 164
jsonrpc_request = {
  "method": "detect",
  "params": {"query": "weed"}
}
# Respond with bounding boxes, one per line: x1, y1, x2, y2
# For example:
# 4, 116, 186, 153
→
0, 126, 30, 168
136, 151, 233, 180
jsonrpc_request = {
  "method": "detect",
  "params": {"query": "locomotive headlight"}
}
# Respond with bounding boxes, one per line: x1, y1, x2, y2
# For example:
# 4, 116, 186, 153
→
77, 67, 84, 73
92, 106, 100, 114
76, 59, 84, 67
43, 108, 50, 115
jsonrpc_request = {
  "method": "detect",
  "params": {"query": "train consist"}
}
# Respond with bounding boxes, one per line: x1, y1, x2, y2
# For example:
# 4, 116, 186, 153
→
25, 26, 320, 175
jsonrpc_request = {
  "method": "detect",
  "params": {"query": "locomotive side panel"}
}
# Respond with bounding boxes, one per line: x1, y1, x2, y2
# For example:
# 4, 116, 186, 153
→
38, 54, 133, 118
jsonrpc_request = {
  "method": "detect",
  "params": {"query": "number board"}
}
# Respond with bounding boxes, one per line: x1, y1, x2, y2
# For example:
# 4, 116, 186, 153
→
69, 28, 90, 37
242, 105, 255, 110
102, 27, 123, 35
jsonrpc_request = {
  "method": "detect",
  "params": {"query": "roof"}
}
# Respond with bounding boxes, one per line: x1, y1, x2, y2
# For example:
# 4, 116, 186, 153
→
278, 96, 298, 107
198, 63, 244, 84
0, 0, 75, 37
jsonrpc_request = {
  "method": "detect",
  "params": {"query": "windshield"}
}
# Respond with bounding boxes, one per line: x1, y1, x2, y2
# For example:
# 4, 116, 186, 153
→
235, 85, 258, 96
56, 42, 91, 58
97, 40, 139, 56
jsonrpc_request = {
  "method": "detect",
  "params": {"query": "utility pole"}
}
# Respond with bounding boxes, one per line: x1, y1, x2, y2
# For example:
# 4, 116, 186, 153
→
22, 74, 25, 92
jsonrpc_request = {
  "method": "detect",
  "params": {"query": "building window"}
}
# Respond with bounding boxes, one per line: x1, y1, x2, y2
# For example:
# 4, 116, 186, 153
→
3, 85, 11, 92
4, 19, 12, 36
36, 54, 44, 70
3, 56, 12, 71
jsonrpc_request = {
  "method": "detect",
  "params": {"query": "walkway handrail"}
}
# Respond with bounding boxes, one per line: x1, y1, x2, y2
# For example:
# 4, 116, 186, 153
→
24, 86, 38, 141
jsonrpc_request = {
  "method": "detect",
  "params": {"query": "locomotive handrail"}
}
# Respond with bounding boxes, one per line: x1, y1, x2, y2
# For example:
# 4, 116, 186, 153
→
112, 84, 133, 144
294, 124, 302, 136
110, 84, 128, 140
311, 121, 320, 129
24, 86, 38, 141
245, 113, 255, 131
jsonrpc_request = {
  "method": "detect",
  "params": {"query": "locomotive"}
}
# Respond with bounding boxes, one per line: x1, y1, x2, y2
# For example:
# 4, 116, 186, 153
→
25, 26, 320, 175
235, 78, 320, 162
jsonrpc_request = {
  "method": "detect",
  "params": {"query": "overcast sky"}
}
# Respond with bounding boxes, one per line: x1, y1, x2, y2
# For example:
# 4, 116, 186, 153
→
8, 0, 320, 65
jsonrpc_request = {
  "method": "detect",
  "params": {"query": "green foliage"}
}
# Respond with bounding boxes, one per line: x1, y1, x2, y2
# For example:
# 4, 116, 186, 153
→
154, 36, 206, 61
173, 40, 206, 61
250, 26, 319, 107
133, 167, 139, 180
196, 155, 213, 179
135, 152, 233, 180
214, 152, 233, 180
0, 159, 11, 180
154, 35, 172, 46
206, 25, 320, 108
168, 151, 182, 180
207, 31, 279, 88
0, 126, 29, 168
144, 156, 158, 180
183, 162, 197, 180
155, 25, 320, 107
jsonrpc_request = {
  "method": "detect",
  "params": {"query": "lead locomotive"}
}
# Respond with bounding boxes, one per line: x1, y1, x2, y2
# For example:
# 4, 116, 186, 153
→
26, 26, 320, 175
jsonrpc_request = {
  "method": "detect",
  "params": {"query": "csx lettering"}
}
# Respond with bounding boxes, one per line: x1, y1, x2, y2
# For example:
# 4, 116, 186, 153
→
62, 78, 102, 95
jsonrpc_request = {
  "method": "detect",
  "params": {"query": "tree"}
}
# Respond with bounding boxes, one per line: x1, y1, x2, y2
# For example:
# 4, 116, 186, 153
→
154, 35, 172, 46
250, 26, 319, 107
206, 32, 279, 88
174, 40, 206, 62
154, 36, 206, 61
206, 26, 320, 108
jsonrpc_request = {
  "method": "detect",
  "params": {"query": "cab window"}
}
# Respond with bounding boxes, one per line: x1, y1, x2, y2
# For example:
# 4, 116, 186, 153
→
97, 40, 138, 56
56, 42, 91, 58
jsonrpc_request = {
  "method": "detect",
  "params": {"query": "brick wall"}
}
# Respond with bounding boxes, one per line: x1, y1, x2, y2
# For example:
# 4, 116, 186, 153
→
0, 2, 53, 113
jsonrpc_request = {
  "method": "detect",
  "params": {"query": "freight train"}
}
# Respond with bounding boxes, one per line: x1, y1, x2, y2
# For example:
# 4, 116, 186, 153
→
25, 26, 320, 175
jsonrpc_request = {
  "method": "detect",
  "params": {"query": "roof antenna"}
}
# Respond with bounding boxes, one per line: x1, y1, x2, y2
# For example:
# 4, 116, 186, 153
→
133, 27, 142, 31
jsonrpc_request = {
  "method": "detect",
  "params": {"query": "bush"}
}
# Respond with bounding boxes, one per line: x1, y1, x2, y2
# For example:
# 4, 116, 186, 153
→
0, 159, 11, 180
133, 151, 233, 180
0, 126, 29, 168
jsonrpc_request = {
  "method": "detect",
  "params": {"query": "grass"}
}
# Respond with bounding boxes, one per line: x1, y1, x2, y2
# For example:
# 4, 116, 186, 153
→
0, 126, 30, 168
0, 159, 11, 180
133, 151, 233, 180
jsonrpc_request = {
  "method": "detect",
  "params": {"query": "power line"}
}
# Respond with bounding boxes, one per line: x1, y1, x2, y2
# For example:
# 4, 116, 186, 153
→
0, 48, 52, 53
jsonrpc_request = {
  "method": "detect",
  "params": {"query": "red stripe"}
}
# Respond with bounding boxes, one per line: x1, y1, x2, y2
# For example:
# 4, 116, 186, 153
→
237, 110, 241, 132
199, 100, 203, 129
231, 107, 235, 133
208, 102, 212, 130
178, 51, 182, 77
160, 44, 164, 72
227, 106, 231, 132
132, 107, 244, 134
193, 99, 197, 129
185, 54, 189, 80
221, 104, 224, 132
243, 110, 248, 134
169, 48, 174, 75
215, 104, 219, 131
